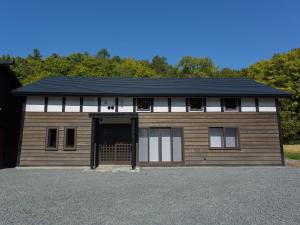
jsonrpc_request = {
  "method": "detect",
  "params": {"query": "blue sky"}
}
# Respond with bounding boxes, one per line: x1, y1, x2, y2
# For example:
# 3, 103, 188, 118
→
0, 0, 299, 69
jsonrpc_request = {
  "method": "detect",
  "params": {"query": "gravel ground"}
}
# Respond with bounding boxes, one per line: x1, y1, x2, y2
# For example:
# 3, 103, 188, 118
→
0, 167, 300, 225
286, 159, 300, 168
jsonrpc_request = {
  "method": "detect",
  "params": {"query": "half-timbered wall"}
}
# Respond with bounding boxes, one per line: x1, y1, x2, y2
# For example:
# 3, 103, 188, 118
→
20, 107, 281, 167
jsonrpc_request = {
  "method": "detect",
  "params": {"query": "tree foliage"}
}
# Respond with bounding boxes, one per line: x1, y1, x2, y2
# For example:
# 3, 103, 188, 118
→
0, 48, 299, 143
242, 48, 300, 143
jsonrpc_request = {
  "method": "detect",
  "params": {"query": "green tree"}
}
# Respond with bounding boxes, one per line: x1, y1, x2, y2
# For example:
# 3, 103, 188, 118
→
29, 48, 42, 60
242, 48, 300, 143
151, 55, 169, 75
177, 56, 218, 77
96, 48, 110, 59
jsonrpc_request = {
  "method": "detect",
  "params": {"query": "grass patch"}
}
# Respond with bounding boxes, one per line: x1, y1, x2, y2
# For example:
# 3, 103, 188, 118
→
284, 145, 300, 160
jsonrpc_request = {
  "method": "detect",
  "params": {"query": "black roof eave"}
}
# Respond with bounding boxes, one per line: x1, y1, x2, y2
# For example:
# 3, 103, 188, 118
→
11, 91, 292, 98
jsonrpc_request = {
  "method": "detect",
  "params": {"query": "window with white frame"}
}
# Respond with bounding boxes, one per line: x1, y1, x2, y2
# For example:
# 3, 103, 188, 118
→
189, 98, 204, 111
223, 98, 239, 112
136, 98, 152, 112
209, 127, 239, 149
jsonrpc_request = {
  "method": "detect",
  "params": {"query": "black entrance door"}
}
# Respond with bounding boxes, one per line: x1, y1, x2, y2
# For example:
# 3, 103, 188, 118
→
98, 124, 132, 164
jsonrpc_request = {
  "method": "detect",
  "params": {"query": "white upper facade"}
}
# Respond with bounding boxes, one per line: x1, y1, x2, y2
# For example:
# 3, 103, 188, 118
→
25, 96, 277, 113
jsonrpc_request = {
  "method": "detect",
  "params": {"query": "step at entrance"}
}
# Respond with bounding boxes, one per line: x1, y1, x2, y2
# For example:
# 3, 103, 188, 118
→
95, 165, 140, 172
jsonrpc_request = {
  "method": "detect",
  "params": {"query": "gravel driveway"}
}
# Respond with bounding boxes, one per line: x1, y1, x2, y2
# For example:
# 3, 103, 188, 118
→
0, 167, 299, 225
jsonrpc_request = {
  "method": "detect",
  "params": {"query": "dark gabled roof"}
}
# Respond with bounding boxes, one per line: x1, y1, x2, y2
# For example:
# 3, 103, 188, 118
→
12, 76, 291, 97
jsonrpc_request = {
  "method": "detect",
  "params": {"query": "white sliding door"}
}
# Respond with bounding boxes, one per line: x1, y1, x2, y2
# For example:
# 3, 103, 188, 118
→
149, 129, 159, 162
161, 129, 171, 162
172, 128, 182, 162
139, 129, 149, 161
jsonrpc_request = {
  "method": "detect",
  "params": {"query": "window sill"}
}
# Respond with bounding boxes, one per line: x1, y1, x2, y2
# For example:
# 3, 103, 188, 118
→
188, 110, 205, 112
45, 148, 58, 151
136, 110, 151, 112
209, 148, 241, 152
63, 148, 77, 151
224, 110, 239, 112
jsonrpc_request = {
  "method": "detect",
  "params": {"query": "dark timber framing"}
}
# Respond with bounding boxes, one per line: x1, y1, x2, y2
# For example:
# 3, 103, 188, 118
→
255, 98, 259, 112
80, 97, 83, 112
276, 98, 285, 166
89, 113, 138, 169
97, 97, 101, 112
16, 101, 26, 167
44, 97, 48, 112
115, 98, 119, 112
62, 97, 66, 112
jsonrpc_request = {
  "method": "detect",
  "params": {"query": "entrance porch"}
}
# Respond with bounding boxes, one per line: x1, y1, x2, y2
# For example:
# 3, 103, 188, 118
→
90, 113, 138, 169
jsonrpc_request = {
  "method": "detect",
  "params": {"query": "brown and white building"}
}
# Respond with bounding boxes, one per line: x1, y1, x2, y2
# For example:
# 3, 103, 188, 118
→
13, 76, 291, 169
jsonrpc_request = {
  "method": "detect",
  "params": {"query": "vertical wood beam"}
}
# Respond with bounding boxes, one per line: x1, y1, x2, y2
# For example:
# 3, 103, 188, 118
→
168, 98, 171, 112
131, 118, 136, 170
185, 98, 189, 112
97, 97, 101, 112
133, 98, 136, 113
276, 98, 285, 166
80, 97, 83, 112
221, 98, 224, 112
238, 98, 241, 112
115, 98, 119, 112
44, 97, 48, 112
255, 98, 259, 112
16, 99, 26, 167
62, 97, 66, 112
150, 98, 154, 112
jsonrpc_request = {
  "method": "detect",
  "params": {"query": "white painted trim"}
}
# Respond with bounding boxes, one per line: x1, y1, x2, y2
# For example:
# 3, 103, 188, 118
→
101, 97, 116, 112
171, 97, 185, 112
118, 97, 134, 112
83, 97, 98, 112
259, 98, 276, 112
47, 97, 63, 112
153, 97, 168, 112
25, 96, 45, 112
206, 98, 221, 112
241, 98, 256, 112
65, 97, 80, 112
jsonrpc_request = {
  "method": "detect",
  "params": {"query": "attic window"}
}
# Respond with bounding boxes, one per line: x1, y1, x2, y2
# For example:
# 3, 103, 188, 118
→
136, 98, 151, 112
224, 98, 239, 112
189, 98, 204, 112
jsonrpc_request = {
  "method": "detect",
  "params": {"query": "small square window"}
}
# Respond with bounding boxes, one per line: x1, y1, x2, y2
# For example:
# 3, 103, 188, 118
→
136, 98, 151, 112
64, 128, 76, 150
189, 98, 204, 111
46, 128, 58, 150
224, 98, 239, 112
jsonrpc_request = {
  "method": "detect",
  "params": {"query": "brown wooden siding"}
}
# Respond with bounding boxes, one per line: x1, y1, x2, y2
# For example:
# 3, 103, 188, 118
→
20, 112, 281, 166
138, 112, 282, 166
20, 112, 91, 166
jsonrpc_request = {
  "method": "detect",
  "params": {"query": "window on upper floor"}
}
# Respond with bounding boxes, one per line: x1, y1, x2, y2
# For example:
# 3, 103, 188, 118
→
223, 98, 239, 112
136, 98, 152, 112
189, 98, 204, 112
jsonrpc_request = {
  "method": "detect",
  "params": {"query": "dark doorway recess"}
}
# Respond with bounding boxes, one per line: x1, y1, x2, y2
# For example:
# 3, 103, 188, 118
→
99, 124, 131, 163
89, 113, 138, 169
0, 63, 23, 168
